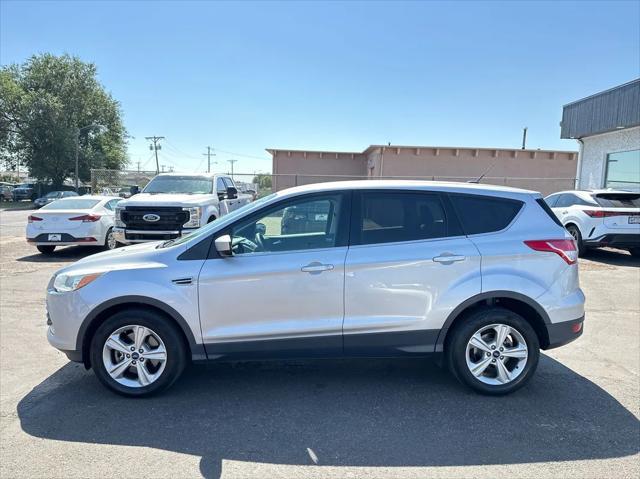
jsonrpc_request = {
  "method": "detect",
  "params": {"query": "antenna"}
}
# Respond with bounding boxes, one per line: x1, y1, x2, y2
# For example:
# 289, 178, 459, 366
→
468, 161, 498, 184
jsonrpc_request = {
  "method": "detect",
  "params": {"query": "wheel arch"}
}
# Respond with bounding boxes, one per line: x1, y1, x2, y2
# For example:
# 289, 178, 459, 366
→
77, 296, 206, 368
436, 291, 551, 353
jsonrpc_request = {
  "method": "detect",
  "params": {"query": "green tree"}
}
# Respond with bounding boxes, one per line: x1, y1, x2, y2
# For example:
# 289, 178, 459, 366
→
0, 54, 128, 187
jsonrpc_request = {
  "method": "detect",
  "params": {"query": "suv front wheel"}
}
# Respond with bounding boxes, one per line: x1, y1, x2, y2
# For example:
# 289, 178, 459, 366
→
447, 307, 540, 395
90, 309, 187, 397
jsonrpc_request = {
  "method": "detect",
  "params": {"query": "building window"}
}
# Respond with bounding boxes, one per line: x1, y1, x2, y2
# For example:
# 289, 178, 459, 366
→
605, 150, 640, 191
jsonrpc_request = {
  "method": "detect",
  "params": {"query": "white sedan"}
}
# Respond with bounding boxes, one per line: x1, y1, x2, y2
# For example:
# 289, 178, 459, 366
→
26, 196, 122, 254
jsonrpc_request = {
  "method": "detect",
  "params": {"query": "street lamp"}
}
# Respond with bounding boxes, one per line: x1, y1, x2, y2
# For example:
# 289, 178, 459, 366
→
75, 123, 106, 192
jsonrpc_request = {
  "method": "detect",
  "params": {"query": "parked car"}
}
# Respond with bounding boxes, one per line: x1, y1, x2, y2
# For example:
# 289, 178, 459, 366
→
0, 185, 14, 201
545, 189, 640, 257
12, 183, 37, 201
46, 180, 585, 397
34, 190, 78, 208
113, 173, 253, 244
27, 196, 122, 254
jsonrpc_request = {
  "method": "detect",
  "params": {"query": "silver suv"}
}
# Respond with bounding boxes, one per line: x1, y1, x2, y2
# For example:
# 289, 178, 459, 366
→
46, 181, 585, 397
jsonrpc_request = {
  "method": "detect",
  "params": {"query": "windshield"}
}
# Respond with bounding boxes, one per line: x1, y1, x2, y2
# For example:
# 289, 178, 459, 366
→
44, 191, 60, 198
42, 199, 100, 210
592, 193, 640, 208
161, 193, 278, 248
143, 176, 213, 194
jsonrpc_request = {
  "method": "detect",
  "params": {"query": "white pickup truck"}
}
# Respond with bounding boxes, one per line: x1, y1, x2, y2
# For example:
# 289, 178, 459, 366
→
113, 173, 252, 244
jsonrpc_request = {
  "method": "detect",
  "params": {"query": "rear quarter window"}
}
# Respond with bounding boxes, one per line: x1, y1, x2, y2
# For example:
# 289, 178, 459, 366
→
449, 194, 523, 235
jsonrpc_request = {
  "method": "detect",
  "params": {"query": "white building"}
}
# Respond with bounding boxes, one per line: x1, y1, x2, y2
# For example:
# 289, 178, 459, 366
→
561, 79, 640, 191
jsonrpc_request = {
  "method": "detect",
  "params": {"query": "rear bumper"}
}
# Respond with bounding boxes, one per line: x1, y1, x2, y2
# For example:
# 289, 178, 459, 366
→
585, 233, 640, 249
27, 233, 99, 246
544, 315, 584, 350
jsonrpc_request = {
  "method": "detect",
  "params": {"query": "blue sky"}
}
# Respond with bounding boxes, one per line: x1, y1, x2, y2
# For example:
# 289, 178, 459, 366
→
1, 0, 639, 174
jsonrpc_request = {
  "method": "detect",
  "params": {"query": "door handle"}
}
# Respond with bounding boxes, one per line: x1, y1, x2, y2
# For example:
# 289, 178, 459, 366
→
301, 262, 334, 273
433, 255, 466, 264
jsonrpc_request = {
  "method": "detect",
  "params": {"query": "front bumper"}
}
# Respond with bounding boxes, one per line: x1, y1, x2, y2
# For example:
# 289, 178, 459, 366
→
544, 315, 584, 350
584, 233, 640, 249
114, 227, 198, 244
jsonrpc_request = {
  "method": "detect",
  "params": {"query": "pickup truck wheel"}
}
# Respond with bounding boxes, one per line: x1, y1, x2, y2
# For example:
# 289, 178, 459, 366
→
447, 307, 540, 395
90, 309, 187, 397
36, 245, 56, 255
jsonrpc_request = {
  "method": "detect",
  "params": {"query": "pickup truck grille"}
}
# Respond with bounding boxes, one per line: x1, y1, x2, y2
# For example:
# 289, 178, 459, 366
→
121, 206, 189, 231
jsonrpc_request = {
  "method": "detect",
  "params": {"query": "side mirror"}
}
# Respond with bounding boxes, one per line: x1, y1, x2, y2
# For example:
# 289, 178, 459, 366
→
226, 186, 238, 200
214, 234, 233, 257
130, 185, 140, 195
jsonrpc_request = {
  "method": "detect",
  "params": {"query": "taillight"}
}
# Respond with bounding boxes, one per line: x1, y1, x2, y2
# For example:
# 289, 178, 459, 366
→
28, 215, 43, 223
69, 214, 101, 222
583, 210, 630, 218
524, 239, 577, 265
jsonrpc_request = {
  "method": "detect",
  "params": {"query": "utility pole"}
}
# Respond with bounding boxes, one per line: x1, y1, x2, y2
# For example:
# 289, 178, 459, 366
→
161, 164, 166, 173
136, 161, 141, 172
145, 136, 165, 174
227, 159, 238, 179
521, 127, 528, 150
202, 146, 217, 173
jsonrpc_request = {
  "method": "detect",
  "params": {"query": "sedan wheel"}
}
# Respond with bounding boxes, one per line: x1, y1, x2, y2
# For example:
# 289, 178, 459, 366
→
102, 325, 168, 388
105, 228, 118, 250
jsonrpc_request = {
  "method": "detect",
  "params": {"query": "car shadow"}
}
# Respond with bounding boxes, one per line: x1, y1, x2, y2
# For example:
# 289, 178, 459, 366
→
17, 356, 639, 478
582, 248, 639, 267
16, 246, 104, 263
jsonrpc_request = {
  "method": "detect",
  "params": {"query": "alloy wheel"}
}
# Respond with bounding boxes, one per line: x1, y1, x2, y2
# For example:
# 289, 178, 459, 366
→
465, 323, 528, 385
106, 229, 117, 249
102, 325, 168, 388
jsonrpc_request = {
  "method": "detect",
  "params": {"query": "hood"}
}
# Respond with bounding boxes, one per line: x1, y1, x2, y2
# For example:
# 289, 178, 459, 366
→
53, 240, 182, 277
119, 193, 215, 207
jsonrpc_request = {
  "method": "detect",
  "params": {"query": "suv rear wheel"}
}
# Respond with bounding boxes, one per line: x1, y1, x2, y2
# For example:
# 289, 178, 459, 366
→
566, 224, 586, 256
36, 245, 56, 255
90, 309, 187, 397
447, 307, 540, 395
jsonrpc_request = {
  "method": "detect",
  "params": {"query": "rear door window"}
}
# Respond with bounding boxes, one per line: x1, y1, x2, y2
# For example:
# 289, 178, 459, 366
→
449, 194, 523, 235
554, 194, 575, 208
353, 191, 457, 246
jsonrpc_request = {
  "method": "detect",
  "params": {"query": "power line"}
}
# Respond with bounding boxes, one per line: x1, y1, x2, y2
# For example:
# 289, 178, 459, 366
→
145, 136, 165, 174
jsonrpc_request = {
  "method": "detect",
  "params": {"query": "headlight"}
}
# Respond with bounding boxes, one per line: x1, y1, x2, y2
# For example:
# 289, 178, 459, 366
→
182, 206, 201, 228
53, 272, 103, 293
115, 207, 125, 227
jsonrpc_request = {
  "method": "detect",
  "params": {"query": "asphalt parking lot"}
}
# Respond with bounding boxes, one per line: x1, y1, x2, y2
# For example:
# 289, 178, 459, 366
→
1, 206, 638, 479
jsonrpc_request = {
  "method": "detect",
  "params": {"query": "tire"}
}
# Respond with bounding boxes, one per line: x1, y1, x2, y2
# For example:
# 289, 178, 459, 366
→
566, 224, 587, 257
446, 307, 540, 395
629, 247, 640, 258
37, 245, 56, 255
103, 227, 118, 250
90, 309, 187, 397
